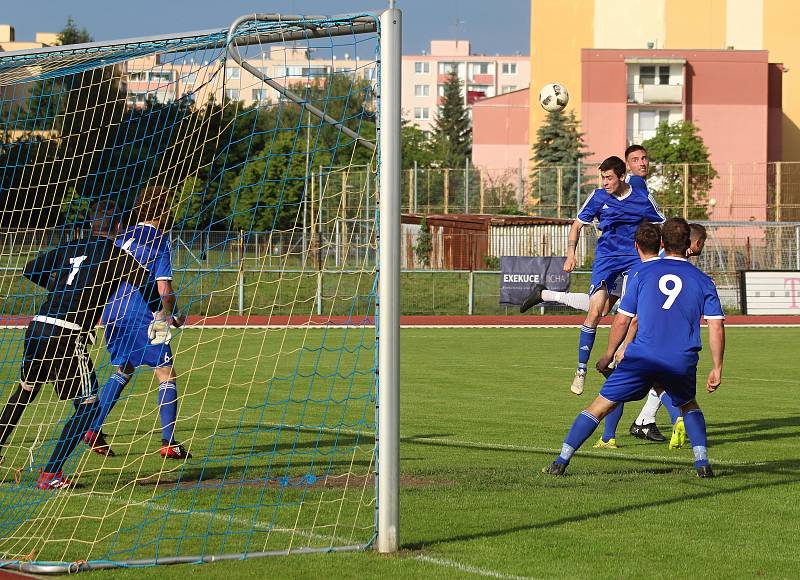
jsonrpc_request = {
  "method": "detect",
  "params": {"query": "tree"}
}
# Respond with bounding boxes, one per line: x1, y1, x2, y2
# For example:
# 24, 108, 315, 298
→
414, 216, 433, 267
401, 121, 436, 169
530, 110, 590, 216
430, 71, 471, 168
56, 17, 92, 45
642, 121, 717, 219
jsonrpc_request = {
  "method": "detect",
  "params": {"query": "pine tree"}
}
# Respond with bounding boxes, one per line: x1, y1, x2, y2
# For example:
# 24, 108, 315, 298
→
642, 121, 716, 219
431, 71, 471, 168
530, 110, 590, 216
57, 17, 92, 45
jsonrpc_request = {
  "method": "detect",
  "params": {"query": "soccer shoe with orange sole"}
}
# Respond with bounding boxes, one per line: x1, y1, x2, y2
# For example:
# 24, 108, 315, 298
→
36, 471, 77, 490
160, 440, 192, 460
83, 429, 116, 457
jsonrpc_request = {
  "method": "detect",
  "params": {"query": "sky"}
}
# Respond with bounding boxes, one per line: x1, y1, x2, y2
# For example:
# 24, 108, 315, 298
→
1, 0, 530, 56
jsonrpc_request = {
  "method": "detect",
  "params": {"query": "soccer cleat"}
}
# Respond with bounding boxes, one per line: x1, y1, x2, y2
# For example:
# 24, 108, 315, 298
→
629, 421, 667, 442
696, 464, 714, 478
83, 430, 116, 457
520, 283, 546, 314
160, 440, 192, 460
669, 417, 687, 450
541, 461, 567, 476
36, 471, 77, 490
570, 370, 586, 395
593, 437, 618, 449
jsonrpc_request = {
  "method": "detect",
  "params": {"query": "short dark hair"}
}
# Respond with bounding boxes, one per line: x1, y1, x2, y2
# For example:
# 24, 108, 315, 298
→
662, 217, 691, 255
599, 156, 626, 178
635, 221, 661, 256
90, 200, 119, 235
624, 144, 647, 159
135, 185, 172, 225
689, 223, 707, 243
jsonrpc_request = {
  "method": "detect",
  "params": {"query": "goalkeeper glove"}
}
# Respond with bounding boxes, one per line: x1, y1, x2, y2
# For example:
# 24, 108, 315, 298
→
148, 312, 173, 345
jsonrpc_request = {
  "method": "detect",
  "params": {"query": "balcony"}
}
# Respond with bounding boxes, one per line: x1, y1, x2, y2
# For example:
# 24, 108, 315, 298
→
628, 83, 683, 104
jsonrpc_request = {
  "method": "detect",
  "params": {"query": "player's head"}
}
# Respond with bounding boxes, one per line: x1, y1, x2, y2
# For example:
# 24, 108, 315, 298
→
625, 145, 648, 178
662, 217, 691, 257
634, 220, 661, 259
89, 200, 120, 237
599, 156, 627, 195
688, 223, 707, 257
135, 185, 172, 228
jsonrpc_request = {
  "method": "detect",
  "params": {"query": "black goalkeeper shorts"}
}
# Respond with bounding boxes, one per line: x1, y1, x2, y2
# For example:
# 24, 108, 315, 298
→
21, 322, 99, 401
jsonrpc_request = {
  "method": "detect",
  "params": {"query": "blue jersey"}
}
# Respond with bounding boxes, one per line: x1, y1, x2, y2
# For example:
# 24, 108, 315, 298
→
101, 223, 173, 329
618, 257, 724, 369
577, 178, 664, 258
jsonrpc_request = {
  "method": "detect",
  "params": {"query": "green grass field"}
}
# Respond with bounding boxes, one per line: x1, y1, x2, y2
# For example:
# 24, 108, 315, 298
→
2, 326, 799, 579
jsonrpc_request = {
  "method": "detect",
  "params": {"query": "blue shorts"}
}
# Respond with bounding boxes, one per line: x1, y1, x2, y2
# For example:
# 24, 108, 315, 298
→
589, 254, 640, 296
104, 323, 173, 369
599, 353, 697, 407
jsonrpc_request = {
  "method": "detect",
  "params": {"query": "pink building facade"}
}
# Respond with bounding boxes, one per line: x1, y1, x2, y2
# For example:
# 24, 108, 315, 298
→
471, 88, 530, 178
581, 49, 783, 220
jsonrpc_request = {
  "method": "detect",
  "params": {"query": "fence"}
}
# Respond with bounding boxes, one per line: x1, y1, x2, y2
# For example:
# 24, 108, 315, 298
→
393, 161, 800, 221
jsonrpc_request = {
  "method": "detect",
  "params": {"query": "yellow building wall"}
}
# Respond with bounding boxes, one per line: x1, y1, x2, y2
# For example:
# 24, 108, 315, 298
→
664, 0, 726, 48
593, 0, 665, 49
726, 0, 763, 50
529, 0, 594, 162
763, 1, 800, 160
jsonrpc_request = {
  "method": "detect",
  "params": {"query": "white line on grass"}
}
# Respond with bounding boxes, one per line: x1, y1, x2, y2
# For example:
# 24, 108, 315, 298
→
414, 555, 534, 580
409, 436, 767, 467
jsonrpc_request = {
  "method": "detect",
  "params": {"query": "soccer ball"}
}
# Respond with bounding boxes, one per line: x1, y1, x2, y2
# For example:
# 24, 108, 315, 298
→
539, 83, 569, 113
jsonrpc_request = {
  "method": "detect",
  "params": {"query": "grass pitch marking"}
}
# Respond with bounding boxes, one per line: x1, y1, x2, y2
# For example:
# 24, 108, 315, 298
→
414, 555, 535, 579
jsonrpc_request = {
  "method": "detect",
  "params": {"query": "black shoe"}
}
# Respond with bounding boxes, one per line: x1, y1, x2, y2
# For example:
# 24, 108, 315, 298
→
696, 464, 714, 478
541, 461, 567, 476
520, 283, 547, 313
629, 421, 667, 442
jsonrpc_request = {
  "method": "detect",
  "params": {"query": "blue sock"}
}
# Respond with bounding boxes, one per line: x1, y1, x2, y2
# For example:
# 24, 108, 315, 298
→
556, 411, 600, 464
683, 409, 709, 467
660, 392, 681, 424
91, 372, 130, 433
157, 381, 178, 444
577, 325, 596, 372
602, 403, 624, 441
46, 400, 99, 473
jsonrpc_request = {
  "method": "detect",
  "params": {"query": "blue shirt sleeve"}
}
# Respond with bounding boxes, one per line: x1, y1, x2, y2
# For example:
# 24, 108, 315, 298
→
152, 236, 173, 281
617, 269, 641, 317
577, 190, 603, 224
627, 174, 648, 190
702, 277, 725, 319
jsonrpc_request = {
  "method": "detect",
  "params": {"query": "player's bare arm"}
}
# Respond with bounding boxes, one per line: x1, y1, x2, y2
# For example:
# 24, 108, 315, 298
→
706, 318, 725, 392
564, 220, 583, 272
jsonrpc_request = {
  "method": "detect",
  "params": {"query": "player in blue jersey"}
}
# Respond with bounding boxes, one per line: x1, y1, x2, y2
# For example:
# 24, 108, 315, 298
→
557, 155, 664, 396
543, 218, 725, 478
83, 186, 191, 460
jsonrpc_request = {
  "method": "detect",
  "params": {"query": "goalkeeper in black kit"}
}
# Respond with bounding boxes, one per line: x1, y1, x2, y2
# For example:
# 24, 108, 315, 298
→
0, 201, 158, 490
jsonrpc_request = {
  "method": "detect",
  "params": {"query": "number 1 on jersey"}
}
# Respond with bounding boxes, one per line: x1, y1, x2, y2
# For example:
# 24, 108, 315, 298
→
658, 274, 683, 309
66, 255, 88, 286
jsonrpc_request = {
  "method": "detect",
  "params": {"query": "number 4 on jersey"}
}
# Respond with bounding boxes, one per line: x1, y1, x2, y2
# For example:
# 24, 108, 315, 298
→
659, 274, 683, 309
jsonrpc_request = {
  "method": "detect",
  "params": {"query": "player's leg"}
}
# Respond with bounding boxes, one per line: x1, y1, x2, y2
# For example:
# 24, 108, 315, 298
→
153, 361, 191, 459
0, 382, 40, 449
85, 362, 134, 457
520, 284, 591, 313
571, 286, 608, 395
543, 395, 617, 474
630, 388, 667, 442
661, 372, 712, 477
594, 403, 623, 449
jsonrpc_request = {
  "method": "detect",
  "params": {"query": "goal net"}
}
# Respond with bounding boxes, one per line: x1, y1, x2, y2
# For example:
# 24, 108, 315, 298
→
0, 11, 395, 572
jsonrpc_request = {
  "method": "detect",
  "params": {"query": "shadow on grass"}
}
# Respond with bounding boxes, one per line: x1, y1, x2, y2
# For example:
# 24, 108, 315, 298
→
709, 414, 800, 445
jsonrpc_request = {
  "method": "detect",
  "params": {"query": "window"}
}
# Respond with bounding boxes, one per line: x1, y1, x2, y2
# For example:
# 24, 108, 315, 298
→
437, 84, 447, 97
659, 110, 670, 126
128, 71, 146, 82
414, 61, 430, 74
502, 63, 517, 75
658, 65, 670, 85
414, 84, 430, 97
414, 107, 429, 120
251, 88, 268, 103
184, 72, 197, 85
438, 62, 458, 75
225, 67, 240, 80
150, 70, 173, 82
303, 66, 329, 77
639, 110, 657, 132
501, 85, 517, 94
470, 62, 490, 75
362, 68, 376, 81
225, 88, 240, 101
287, 66, 303, 76
640, 66, 656, 85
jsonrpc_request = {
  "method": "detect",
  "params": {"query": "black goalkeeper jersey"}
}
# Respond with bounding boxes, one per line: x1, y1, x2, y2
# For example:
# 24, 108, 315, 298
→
23, 234, 155, 333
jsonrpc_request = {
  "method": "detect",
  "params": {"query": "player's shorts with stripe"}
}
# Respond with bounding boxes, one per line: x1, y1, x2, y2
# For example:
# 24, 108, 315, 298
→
104, 322, 173, 369
21, 322, 98, 401
599, 351, 697, 407
589, 254, 640, 296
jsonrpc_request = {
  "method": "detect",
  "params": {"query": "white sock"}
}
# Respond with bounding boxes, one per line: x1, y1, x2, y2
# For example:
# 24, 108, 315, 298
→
541, 290, 590, 312
635, 388, 662, 425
